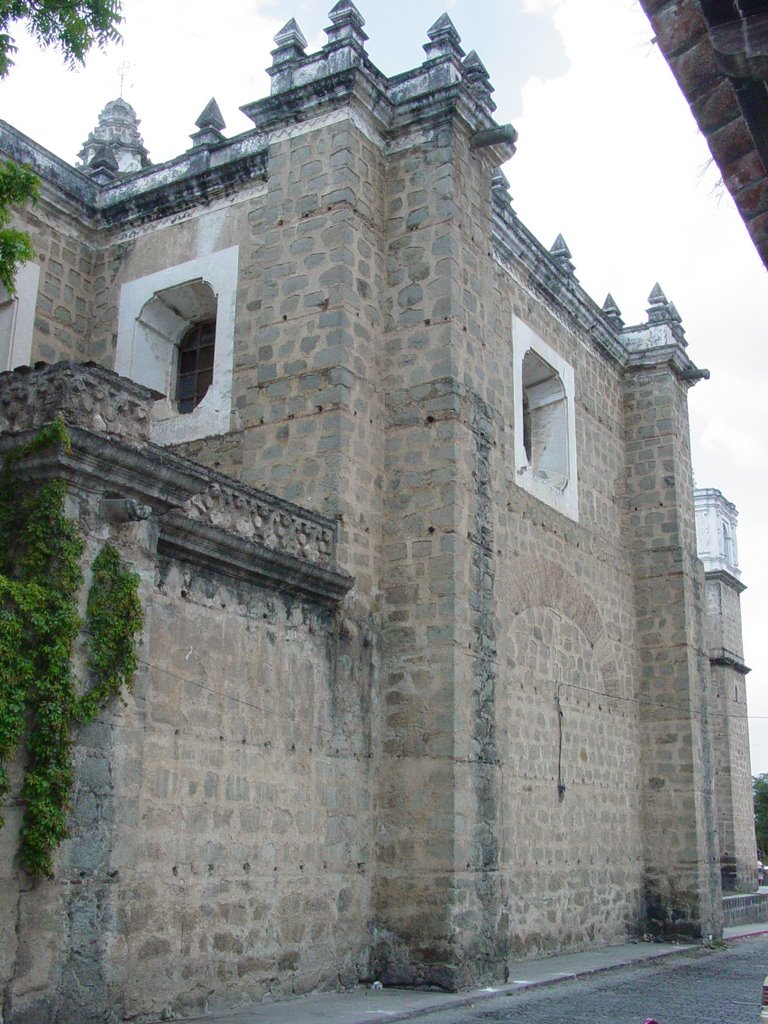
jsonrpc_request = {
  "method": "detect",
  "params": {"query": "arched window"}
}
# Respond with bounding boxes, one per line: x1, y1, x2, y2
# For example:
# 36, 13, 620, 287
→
123, 277, 218, 423
176, 319, 216, 413
115, 246, 238, 444
521, 348, 569, 490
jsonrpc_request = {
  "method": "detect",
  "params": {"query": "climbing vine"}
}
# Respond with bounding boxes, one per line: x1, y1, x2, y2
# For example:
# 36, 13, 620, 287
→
81, 544, 143, 721
0, 418, 143, 876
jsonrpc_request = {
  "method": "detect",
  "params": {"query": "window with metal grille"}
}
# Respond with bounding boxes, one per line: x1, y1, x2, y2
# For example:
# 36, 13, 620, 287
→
176, 320, 215, 413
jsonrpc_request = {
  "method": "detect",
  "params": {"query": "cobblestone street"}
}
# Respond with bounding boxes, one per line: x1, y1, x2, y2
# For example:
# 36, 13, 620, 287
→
417, 936, 768, 1024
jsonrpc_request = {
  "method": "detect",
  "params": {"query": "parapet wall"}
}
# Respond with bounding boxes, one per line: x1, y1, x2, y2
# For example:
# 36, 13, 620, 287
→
0, 363, 368, 1024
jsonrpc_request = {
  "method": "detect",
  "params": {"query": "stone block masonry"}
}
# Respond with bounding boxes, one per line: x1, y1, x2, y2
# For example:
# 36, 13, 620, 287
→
0, 364, 360, 1023
0, 2, 755, 1020
723, 893, 768, 928
622, 361, 721, 938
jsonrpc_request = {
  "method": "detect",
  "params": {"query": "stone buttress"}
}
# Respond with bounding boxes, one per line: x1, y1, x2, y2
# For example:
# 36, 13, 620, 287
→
621, 287, 722, 937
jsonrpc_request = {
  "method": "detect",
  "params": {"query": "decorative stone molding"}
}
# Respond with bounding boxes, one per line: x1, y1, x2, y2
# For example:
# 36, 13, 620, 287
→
492, 204, 628, 368
0, 362, 352, 605
189, 98, 226, 150
710, 648, 751, 676
159, 511, 351, 604
78, 97, 151, 174
182, 483, 336, 569
0, 361, 157, 443
620, 285, 709, 384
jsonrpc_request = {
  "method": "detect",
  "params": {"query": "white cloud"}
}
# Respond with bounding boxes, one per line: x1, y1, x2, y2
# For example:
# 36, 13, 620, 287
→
0, 0, 283, 163
523, 0, 565, 13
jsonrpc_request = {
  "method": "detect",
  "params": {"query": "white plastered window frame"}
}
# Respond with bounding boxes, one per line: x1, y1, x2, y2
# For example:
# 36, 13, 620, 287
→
512, 316, 578, 522
0, 262, 40, 371
115, 246, 238, 444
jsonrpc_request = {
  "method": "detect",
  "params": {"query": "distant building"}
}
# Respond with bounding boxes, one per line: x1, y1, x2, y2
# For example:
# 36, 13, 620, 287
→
0, 4, 757, 1021
694, 488, 754, 892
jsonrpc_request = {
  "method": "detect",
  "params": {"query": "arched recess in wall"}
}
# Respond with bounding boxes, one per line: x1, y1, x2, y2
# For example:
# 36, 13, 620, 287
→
505, 556, 623, 699
135, 279, 217, 411
521, 349, 568, 489
498, 572, 641, 955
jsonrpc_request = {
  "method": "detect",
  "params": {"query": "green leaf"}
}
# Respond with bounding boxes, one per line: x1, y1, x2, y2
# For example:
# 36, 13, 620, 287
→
0, 1, 123, 78
0, 424, 142, 875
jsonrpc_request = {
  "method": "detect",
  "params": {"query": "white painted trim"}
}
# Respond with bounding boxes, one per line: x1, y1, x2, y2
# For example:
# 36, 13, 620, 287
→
266, 107, 386, 152
111, 184, 267, 245
116, 246, 239, 444
512, 316, 579, 521
0, 261, 40, 370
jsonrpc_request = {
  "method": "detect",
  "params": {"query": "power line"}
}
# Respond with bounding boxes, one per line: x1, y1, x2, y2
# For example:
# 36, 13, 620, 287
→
135, 654, 761, 734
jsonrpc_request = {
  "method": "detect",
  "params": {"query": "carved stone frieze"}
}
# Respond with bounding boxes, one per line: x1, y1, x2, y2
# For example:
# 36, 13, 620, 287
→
0, 361, 157, 444
182, 482, 335, 567
0, 361, 349, 602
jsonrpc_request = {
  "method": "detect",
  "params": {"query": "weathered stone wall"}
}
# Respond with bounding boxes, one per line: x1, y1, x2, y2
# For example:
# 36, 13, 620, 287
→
4, 553, 369, 1023
109, 559, 371, 1021
8, 187, 98, 365
707, 579, 745, 657
0, 366, 365, 1024
489, 269, 644, 962
622, 364, 722, 937
374, 116, 473, 985
0, 3, 747, 1015
722, 891, 768, 927
374, 108, 645, 982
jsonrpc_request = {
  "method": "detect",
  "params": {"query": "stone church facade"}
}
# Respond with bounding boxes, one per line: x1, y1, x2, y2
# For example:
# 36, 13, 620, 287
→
0, 4, 756, 1022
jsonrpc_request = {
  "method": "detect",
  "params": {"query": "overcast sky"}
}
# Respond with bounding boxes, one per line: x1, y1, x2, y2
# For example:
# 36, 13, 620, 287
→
2, 0, 767, 771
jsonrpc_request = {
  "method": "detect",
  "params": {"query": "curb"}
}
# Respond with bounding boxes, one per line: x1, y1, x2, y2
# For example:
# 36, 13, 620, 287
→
343, 945, 699, 1024
726, 927, 768, 941
166, 932, 768, 1024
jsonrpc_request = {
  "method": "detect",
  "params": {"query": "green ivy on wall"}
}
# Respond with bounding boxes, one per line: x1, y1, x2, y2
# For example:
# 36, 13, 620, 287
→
0, 419, 143, 876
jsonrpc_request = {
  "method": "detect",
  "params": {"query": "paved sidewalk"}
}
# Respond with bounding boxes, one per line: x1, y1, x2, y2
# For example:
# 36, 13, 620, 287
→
161, 923, 767, 1024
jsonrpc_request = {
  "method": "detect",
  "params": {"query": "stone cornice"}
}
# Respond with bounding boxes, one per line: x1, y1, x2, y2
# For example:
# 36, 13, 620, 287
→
621, 345, 709, 384
491, 203, 628, 368
704, 568, 747, 593
0, 120, 268, 231
491, 196, 710, 383
242, 61, 510, 160
2, 28, 511, 235
0, 360, 159, 443
0, 362, 353, 606
242, 66, 367, 133
0, 120, 99, 217
159, 512, 352, 605
0, 427, 353, 605
98, 145, 268, 229
97, 131, 267, 212
709, 647, 751, 674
